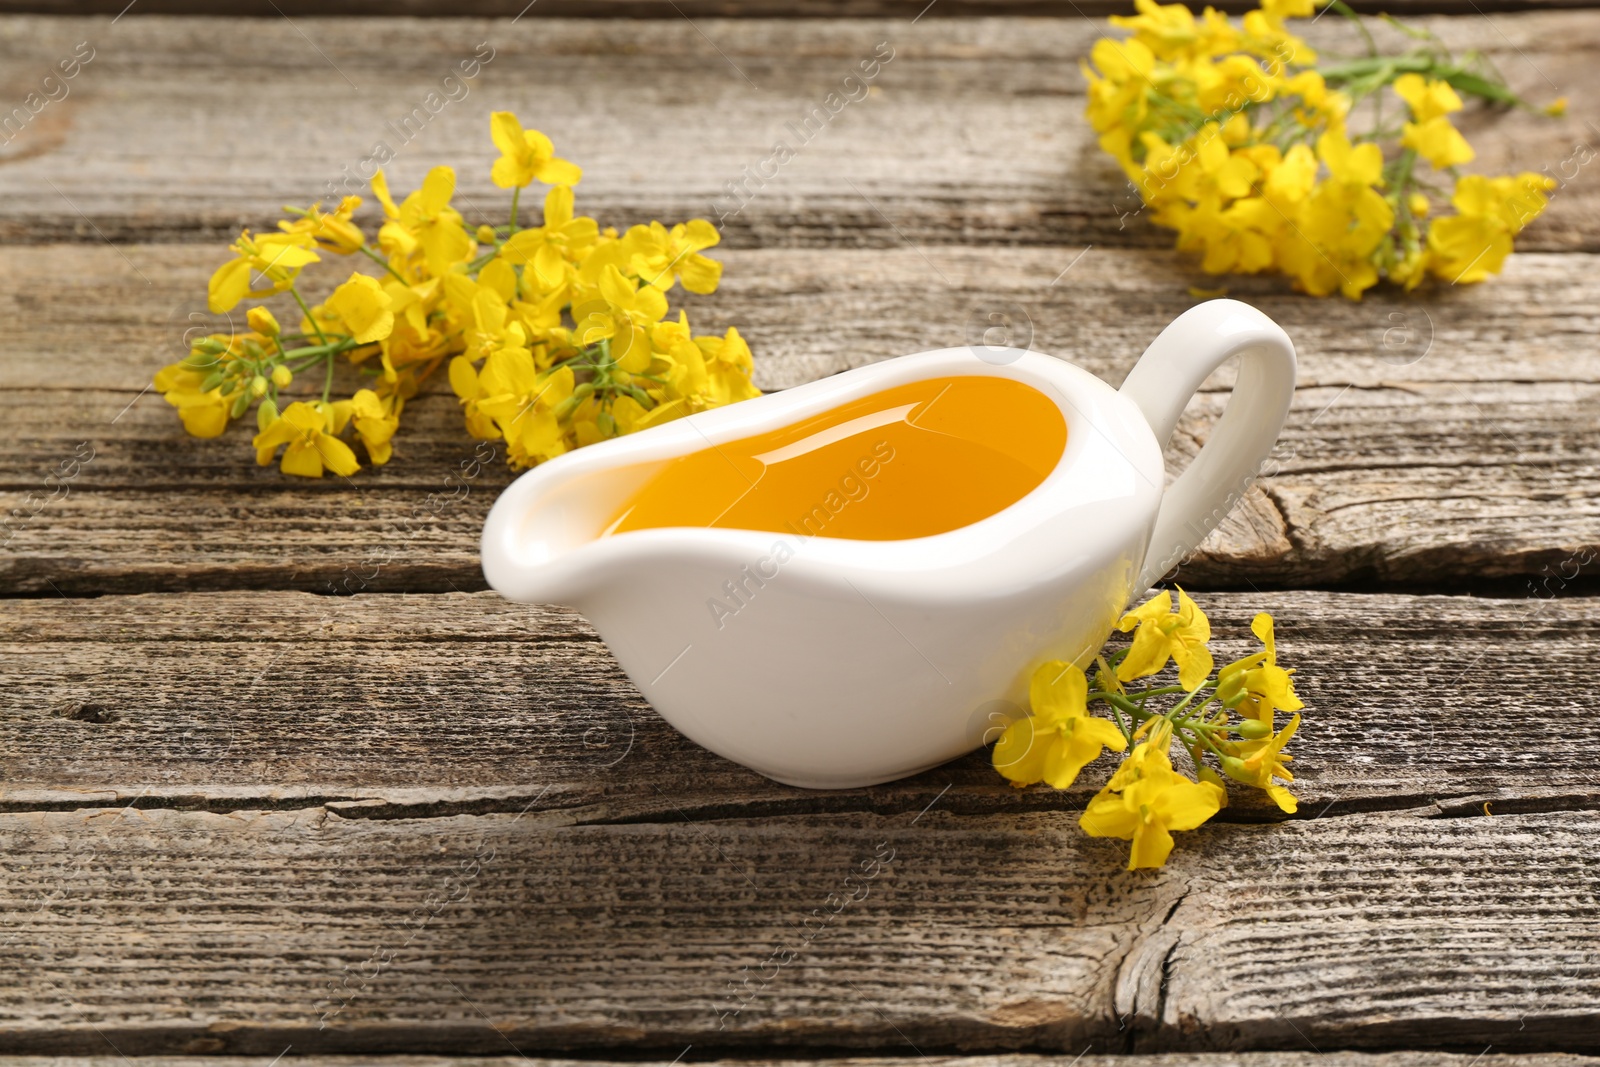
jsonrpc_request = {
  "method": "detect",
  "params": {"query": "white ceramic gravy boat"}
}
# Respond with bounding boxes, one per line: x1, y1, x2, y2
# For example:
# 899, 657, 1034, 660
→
481, 299, 1296, 788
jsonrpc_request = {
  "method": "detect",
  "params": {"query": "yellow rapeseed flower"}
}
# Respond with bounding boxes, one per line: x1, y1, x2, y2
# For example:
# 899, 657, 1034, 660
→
993, 662, 1128, 789
160, 109, 765, 478
499, 185, 601, 295
349, 388, 401, 465
1216, 612, 1303, 725
574, 264, 670, 373
324, 273, 396, 345
1429, 172, 1555, 283
1393, 73, 1463, 123
490, 112, 582, 189
625, 220, 724, 294
474, 350, 575, 468
252, 401, 360, 478
208, 230, 320, 313
1221, 712, 1301, 812
1117, 588, 1214, 690
388, 166, 475, 276
153, 360, 237, 438
1080, 722, 1227, 869
280, 196, 366, 255
694, 326, 763, 407
1403, 116, 1474, 169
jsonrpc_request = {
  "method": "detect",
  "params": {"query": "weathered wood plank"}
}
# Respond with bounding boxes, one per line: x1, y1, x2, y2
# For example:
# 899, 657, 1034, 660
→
1, 1061, 1595, 1067
1, 802, 1596, 1054
3, 243, 1596, 593
2, 0, 1594, 15
4, 589, 1598, 820
0, 14, 1592, 250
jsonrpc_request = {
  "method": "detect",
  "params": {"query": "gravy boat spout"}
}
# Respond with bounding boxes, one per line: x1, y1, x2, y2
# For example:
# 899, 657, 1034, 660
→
481, 302, 1297, 789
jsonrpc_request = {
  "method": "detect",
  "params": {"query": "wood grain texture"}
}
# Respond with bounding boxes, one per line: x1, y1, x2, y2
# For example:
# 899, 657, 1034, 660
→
5, 588, 1599, 820
0, 13, 1591, 250
1, 1060, 1595, 1067
3, 243, 1597, 594
1, 802, 1596, 1054
2, 0, 1595, 15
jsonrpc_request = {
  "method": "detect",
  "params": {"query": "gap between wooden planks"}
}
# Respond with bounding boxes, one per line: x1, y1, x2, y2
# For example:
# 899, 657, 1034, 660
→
4, 589, 1598, 818
2, 593, 1598, 1054
0, 804, 1596, 1054
2, 244, 1595, 594
3, 0, 1597, 15
0, 14, 1592, 249
0, 1062, 1591, 1067
0, 1060, 1593, 1067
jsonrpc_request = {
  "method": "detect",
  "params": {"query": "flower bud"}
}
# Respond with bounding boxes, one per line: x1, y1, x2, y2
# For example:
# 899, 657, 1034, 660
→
1232, 718, 1271, 739
1215, 667, 1246, 707
201, 369, 227, 393
476, 224, 497, 244
271, 365, 293, 388
1219, 755, 1251, 783
247, 306, 282, 337
249, 374, 269, 398
257, 398, 280, 432
230, 390, 251, 418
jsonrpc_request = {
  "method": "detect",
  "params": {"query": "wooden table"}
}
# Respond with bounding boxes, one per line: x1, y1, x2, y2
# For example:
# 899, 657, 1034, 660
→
2, 3, 1598, 1064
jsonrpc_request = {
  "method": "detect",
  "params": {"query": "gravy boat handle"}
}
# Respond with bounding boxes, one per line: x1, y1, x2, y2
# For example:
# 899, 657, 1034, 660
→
1119, 299, 1298, 591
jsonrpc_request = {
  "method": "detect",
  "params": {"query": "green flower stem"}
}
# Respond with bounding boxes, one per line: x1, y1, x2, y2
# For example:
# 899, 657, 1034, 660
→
465, 246, 504, 272
1121, 684, 1187, 699
357, 244, 410, 284
1319, 54, 1521, 106
1106, 700, 1133, 746
289, 285, 329, 346
322, 352, 335, 404
1088, 691, 1142, 716
508, 187, 522, 237
281, 337, 358, 362
1171, 695, 1221, 733
1324, 0, 1380, 58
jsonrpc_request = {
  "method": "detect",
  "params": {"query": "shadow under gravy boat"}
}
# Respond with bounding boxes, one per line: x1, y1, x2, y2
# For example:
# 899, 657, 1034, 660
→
481, 299, 1297, 788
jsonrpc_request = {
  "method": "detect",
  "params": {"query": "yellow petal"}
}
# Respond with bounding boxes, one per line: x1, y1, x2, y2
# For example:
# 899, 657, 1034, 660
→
207, 257, 254, 313
449, 356, 481, 400
1079, 789, 1139, 840
1029, 661, 1086, 722
315, 433, 361, 477
489, 111, 525, 159
1128, 822, 1176, 869
993, 718, 1049, 784
679, 253, 723, 295
535, 157, 583, 186
420, 166, 457, 214
280, 442, 325, 478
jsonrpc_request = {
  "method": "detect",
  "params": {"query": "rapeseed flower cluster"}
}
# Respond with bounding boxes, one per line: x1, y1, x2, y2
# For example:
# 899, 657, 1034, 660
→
994, 589, 1305, 869
155, 112, 760, 476
1086, 0, 1563, 297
